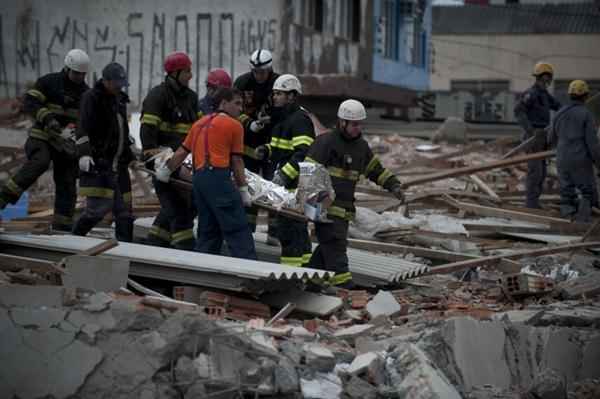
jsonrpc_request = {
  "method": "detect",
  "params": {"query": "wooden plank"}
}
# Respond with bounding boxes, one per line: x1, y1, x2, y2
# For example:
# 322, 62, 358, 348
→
0, 253, 64, 274
444, 198, 573, 226
347, 238, 478, 262
261, 289, 343, 317
469, 174, 500, 201
406, 189, 501, 204
401, 150, 555, 189
463, 223, 594, 236
426, 241, 600, 276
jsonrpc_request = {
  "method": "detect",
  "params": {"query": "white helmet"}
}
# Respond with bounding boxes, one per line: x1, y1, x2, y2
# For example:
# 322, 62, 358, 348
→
273, 74, 302, 94
337, 99, 367, 121
250, 49, 273, 70
64, 49, 90, 73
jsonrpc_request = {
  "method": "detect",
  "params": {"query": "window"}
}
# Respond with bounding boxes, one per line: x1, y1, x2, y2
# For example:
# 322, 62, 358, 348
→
380, 0, 400, 60
304, 0, 324, 32
378, 0, 428, 65
336, 0, 361, 42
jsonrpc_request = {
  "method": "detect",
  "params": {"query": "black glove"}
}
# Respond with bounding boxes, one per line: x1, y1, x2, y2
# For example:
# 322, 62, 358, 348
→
255, 145, 269, 161
391, 185, 405, 203
45, 117, 61, 134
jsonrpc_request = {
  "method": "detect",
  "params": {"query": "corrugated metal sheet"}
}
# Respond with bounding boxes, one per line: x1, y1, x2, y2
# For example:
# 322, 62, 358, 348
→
433, 3, 600, 35
0, 234, 332, 292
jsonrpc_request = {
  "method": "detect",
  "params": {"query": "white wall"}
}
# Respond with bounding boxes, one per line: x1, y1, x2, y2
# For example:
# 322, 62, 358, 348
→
431, 33, 600, 92
0, 0, 281, 107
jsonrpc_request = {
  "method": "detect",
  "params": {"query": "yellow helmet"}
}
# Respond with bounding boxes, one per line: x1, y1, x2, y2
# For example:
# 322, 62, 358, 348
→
533, 62, 554, 76
568, 80, 590, 96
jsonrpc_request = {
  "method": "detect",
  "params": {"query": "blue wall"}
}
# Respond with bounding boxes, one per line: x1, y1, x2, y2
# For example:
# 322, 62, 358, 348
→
372, 0, 431, 91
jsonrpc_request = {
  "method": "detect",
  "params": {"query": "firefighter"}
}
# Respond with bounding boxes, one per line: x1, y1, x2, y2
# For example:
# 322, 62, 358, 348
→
547, 80, 600, 222
198, 68, 232, 115
255, 74, 315, 267
72, 62, 135, 241
155, 87, 256, 260
0, 49, 90, 230
306, 100, 405, 288
140, 51, 200, 250
234, 49, 279, 237
514, 62, 561, 209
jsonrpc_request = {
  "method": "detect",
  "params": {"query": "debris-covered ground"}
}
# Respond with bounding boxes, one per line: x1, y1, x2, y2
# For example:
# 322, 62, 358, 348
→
1, 118, 600, 398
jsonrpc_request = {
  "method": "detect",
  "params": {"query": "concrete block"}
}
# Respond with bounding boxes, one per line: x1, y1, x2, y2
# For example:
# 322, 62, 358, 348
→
63, 255, 129, 292
334, 324, 375, 340
344, 375, 377, 399
347, 352, 380, 375
366, 290, 402, 319
300, 372, 343, 399
304, 343, 336, 372
0, 285, 66, 308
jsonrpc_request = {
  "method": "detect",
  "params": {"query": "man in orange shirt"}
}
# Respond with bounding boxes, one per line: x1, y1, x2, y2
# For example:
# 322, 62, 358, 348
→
155, 88, 257, 260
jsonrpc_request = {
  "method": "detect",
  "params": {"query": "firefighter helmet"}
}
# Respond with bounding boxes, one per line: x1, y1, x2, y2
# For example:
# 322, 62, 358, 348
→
568, 80, 590, 96
250, 49, 273, 70
206, 68, 232, 88
337, 99, 367, 121
273, 74, 301, 94
164, 51, 192, 74
533, 62, 554, 76
64, 49, 90, 73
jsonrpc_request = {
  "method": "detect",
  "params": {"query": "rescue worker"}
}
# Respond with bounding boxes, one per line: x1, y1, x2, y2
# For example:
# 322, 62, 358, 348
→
72, 62, 135, 241
255, 74, 315, 267
140, 51, 200, 250
547, 80, 600, 222
514, 62, 561, 209
0, 49, 90, 230
155, 87, 256, 260
234, 49, 279, 236
198, 68, 232, 115
306, 100, 405, 288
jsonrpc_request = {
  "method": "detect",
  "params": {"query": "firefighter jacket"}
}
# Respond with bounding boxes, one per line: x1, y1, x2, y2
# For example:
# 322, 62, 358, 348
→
266, 103, 315, 189
234, 71, 279, 157
24, 70, 89, 141
140, 77, 200, 158
306, 128, 401, 221
514, 83, 561, 133
548, 99, 600, 170
76, 79, 134, 171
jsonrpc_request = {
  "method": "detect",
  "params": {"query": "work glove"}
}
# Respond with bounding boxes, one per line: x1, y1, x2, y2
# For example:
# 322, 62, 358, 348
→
78, 155, 95, 173
155, 164, 172, 183
255, 145, 269, 161
391, 185, 405, 203
249, 120, 265, 133
239, 185, 252, 207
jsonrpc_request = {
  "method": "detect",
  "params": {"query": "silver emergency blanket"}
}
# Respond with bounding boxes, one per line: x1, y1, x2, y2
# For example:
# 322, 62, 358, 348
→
245, 162, 335, 221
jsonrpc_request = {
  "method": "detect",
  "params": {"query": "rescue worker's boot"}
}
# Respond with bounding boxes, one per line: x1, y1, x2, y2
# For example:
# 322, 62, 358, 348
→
576, 198, 592, 223
115, 217, 134, 242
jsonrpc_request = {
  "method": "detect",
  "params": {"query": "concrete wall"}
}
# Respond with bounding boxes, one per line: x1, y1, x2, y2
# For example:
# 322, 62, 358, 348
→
372, 0, 431, 91
0, 0, 372, 108
430, 33, 600, 92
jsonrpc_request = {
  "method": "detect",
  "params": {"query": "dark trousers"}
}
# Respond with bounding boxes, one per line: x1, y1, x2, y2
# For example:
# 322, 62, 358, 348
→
278, 216, 312, 267
72, 166, 133, 242
525, 131, 547, 209
0, 138, 76, 229
558, 162, 598, 221
309, 217, 349, 273
147, 178, 195, 250
192, 167, 256, 260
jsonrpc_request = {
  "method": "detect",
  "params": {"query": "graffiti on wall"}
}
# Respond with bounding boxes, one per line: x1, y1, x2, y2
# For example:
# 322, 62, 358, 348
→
1, 11, 277, 105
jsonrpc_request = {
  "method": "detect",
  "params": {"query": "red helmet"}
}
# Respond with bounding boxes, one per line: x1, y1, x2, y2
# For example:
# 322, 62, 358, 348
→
164, 51, 192, 74
206, 68, 232, 88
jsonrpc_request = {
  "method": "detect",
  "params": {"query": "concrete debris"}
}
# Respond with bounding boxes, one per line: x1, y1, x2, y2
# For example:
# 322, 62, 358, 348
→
300, 371, 343, 399
347, 351, 381, 375
366, 290, 402, 318
63, 255, 129, 292
432, 116, 469, 144
304, 343, 336, 372
526, 368, 567, 399
343, 375, 378, 399
334, 324, 375, 339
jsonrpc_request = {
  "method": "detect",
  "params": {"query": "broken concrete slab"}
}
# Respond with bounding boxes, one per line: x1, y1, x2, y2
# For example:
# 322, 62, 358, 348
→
386, 342, 462, 399
261, 288, 343, 316
304, 343, 336, 372
347, 352, 381, 375
10, 307, 67, 330
82, 291, 113, 312
366, 290, 402, 319
334, 324, 375, 340
300, 372, 343, 399
66, 309, 117, 331
274, 358, 299, 394
344, 375, 377, 399
492, 309, 542, 324
63, 254, 129, 292
534, 306, 600, 328
0, 285, 67, 308
526, 368, 566, 399
0, 326, 103, 399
